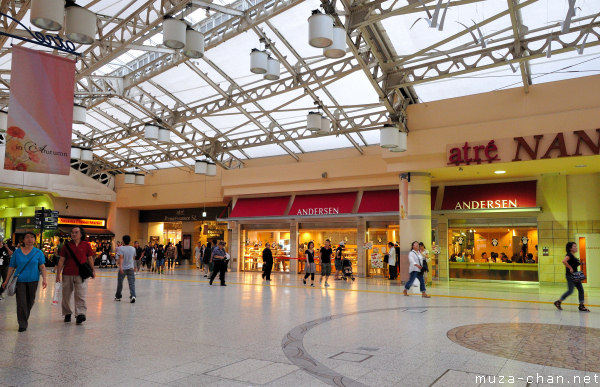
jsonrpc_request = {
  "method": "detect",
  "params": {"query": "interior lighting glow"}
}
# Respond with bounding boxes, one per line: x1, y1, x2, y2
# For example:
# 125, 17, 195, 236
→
494, 170, 506, 174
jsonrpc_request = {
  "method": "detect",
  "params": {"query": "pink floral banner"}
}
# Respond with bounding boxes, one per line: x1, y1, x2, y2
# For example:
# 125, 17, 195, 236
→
4, 46, 75, 174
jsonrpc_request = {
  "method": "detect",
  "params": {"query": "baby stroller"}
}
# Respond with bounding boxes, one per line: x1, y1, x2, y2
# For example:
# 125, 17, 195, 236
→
100, 253, 110, 268
341, 258, 355, 281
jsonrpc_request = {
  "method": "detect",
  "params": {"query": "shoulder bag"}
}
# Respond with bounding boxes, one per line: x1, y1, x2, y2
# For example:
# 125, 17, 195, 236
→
65, 243, 94, 282
571, 271, 586, 282
6, 252, 37, 296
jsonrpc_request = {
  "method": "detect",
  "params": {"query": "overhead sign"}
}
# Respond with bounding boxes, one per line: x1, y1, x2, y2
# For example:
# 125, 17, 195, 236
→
58, 217, 106, 228
441, 181, 537, 211
447, 129, 600, 166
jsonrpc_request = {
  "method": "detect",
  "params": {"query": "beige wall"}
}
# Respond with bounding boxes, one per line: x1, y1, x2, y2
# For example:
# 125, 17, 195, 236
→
53, 197, 110, 219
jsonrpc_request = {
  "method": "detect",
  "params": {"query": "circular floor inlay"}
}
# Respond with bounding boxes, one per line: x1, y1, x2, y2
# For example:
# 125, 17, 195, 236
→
447, 323, 600, 372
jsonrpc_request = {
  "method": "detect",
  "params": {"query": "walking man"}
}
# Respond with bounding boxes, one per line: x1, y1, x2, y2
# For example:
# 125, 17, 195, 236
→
134, 241, 143, 273
56, 226, 96, 325
262, 242, 273, 281
319, 239, 333, 287
115, 235, 136, 303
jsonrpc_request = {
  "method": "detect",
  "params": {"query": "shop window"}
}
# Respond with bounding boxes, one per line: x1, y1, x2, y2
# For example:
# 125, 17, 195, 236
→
163, 222, 182, 245
298, 228, 357, 275
366, 226, 398, 277
448, 226, 538, 282
242, 229, 290, 272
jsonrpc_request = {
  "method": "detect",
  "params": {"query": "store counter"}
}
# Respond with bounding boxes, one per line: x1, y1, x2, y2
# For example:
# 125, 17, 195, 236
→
449, 262, 538, 282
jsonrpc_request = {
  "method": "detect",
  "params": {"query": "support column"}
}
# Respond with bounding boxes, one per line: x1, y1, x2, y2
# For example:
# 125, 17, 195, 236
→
357, 218, 366, 277
399, 172, 432, 283
229, 221, 240, 272
289, 220, 298, 274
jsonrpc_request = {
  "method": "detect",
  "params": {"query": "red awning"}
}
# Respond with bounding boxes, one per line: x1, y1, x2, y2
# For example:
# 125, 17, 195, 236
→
229, 196, 290, 218
289, 192, 357, 216
358, 190, 399, 213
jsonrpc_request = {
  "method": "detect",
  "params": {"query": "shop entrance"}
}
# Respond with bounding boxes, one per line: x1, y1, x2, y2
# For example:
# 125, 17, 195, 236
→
366, 224, 399, 278
242, 229, 291, 272
298, 227, 357, 275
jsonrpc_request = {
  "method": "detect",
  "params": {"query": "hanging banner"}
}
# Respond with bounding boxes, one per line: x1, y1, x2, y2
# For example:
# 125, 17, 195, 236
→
399, 177, 408, 219
3, 46, 75, 174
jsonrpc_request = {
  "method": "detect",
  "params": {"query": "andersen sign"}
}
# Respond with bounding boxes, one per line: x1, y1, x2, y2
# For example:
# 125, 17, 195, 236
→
447, 129, 600, 166
441, 181, 537, 211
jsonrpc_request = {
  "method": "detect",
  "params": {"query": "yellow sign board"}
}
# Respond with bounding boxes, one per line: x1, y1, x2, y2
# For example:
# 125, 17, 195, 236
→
58, 217, 106, 227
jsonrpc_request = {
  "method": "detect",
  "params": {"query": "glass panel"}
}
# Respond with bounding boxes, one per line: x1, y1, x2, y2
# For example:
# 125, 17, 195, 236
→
366, 225, 399, 278
242, 229, 291, 273
298, 229, 357, 277
448, 226, 539, 282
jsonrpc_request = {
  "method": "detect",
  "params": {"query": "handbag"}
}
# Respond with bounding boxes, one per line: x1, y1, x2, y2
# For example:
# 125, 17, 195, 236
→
65, 243, 94, 282
383, 254, 389, 264
6, 253, 37, 296
571, 271, 586, 282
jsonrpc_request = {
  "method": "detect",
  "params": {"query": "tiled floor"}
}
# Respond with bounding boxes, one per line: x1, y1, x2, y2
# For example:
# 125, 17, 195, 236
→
2, 266, 600, 386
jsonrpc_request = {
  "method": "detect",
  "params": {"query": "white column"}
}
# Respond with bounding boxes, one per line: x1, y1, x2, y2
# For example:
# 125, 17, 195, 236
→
290, 221, 298, 274
399, 172, 432, 283
357, 218, 366, 277
229, 221, 240, 272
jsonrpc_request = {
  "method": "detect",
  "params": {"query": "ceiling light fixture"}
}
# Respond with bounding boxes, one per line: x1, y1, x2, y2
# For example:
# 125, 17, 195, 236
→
73, 104, 86, 124
308, 10, 334, 48
323, 26, 346, 58
163, 16, 187, 49
494, 170, 506, 174
575, 164, 587, 168
30, 0, 65, 31
250, 48, 268, 74
65, 2, 97, 44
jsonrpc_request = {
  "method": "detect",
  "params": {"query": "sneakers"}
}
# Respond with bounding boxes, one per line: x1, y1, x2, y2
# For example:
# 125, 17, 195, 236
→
130, 296, 136, 303
64, 314, 71, 323
303, 279, 306, 285
579, 304, 590, 312
554, 300, 562, 310
403, 289, 409, 296
209, 278, 213, 285
114, 297, 122, 302
18, 327, 26, 332
76, 315, 86, 325
204, 274, 208, 277
310, 284, 315, 287
325, 282, 330, 287
220, 284, 227, 286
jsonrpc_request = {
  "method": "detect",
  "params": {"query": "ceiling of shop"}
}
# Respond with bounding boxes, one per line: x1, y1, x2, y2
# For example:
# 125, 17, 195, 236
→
1, 0, 599, 178
0, 189, 43, 200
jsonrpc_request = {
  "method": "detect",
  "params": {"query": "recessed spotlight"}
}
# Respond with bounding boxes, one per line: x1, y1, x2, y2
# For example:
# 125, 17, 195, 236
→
494, 170, 506, 174
29, 193, 35, 196
8, 195, 14, 197
575, 165, 587, 168
3, 190, 9, 193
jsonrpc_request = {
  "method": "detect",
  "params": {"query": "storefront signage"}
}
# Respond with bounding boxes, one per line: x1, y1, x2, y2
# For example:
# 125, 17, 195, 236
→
139, 207, 227, 223
296, 207, 340, 216
441, 181, 537, 211
447, 140, 499, 166
58, 217, 106, 228
447, 129, 600, 166
289, 192, 357, 217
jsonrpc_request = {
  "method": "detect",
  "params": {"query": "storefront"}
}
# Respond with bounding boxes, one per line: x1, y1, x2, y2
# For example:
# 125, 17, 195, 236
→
434, 181, 540, 282
57, 216, 115, 259
139, 207, 228, 261
226, 190, 403, 277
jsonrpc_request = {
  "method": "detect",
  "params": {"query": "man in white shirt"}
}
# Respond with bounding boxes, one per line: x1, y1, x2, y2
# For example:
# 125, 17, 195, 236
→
115, 235, 137, 303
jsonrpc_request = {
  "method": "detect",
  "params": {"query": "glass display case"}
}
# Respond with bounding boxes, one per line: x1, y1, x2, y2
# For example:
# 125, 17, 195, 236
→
242, 230, 291, 272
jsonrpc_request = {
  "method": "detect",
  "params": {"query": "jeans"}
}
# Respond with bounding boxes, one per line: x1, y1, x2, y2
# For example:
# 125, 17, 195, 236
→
560, 274, 585, 303
115, 269, 136, 299
404, 270, 426, 292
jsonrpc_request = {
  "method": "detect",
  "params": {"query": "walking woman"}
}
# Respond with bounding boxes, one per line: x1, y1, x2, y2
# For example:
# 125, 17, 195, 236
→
303, 241, 316, 287
419, 242, 430, 283
1, 232, 47, 332
403, 241, 430, 298
554, 242, 590, 312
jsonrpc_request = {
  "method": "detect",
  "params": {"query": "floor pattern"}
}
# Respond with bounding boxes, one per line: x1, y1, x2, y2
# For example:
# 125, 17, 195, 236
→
447, 322, 600, 373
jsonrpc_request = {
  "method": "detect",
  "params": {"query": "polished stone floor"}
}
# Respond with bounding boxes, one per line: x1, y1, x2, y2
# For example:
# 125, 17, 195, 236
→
2, 266, 600, 386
